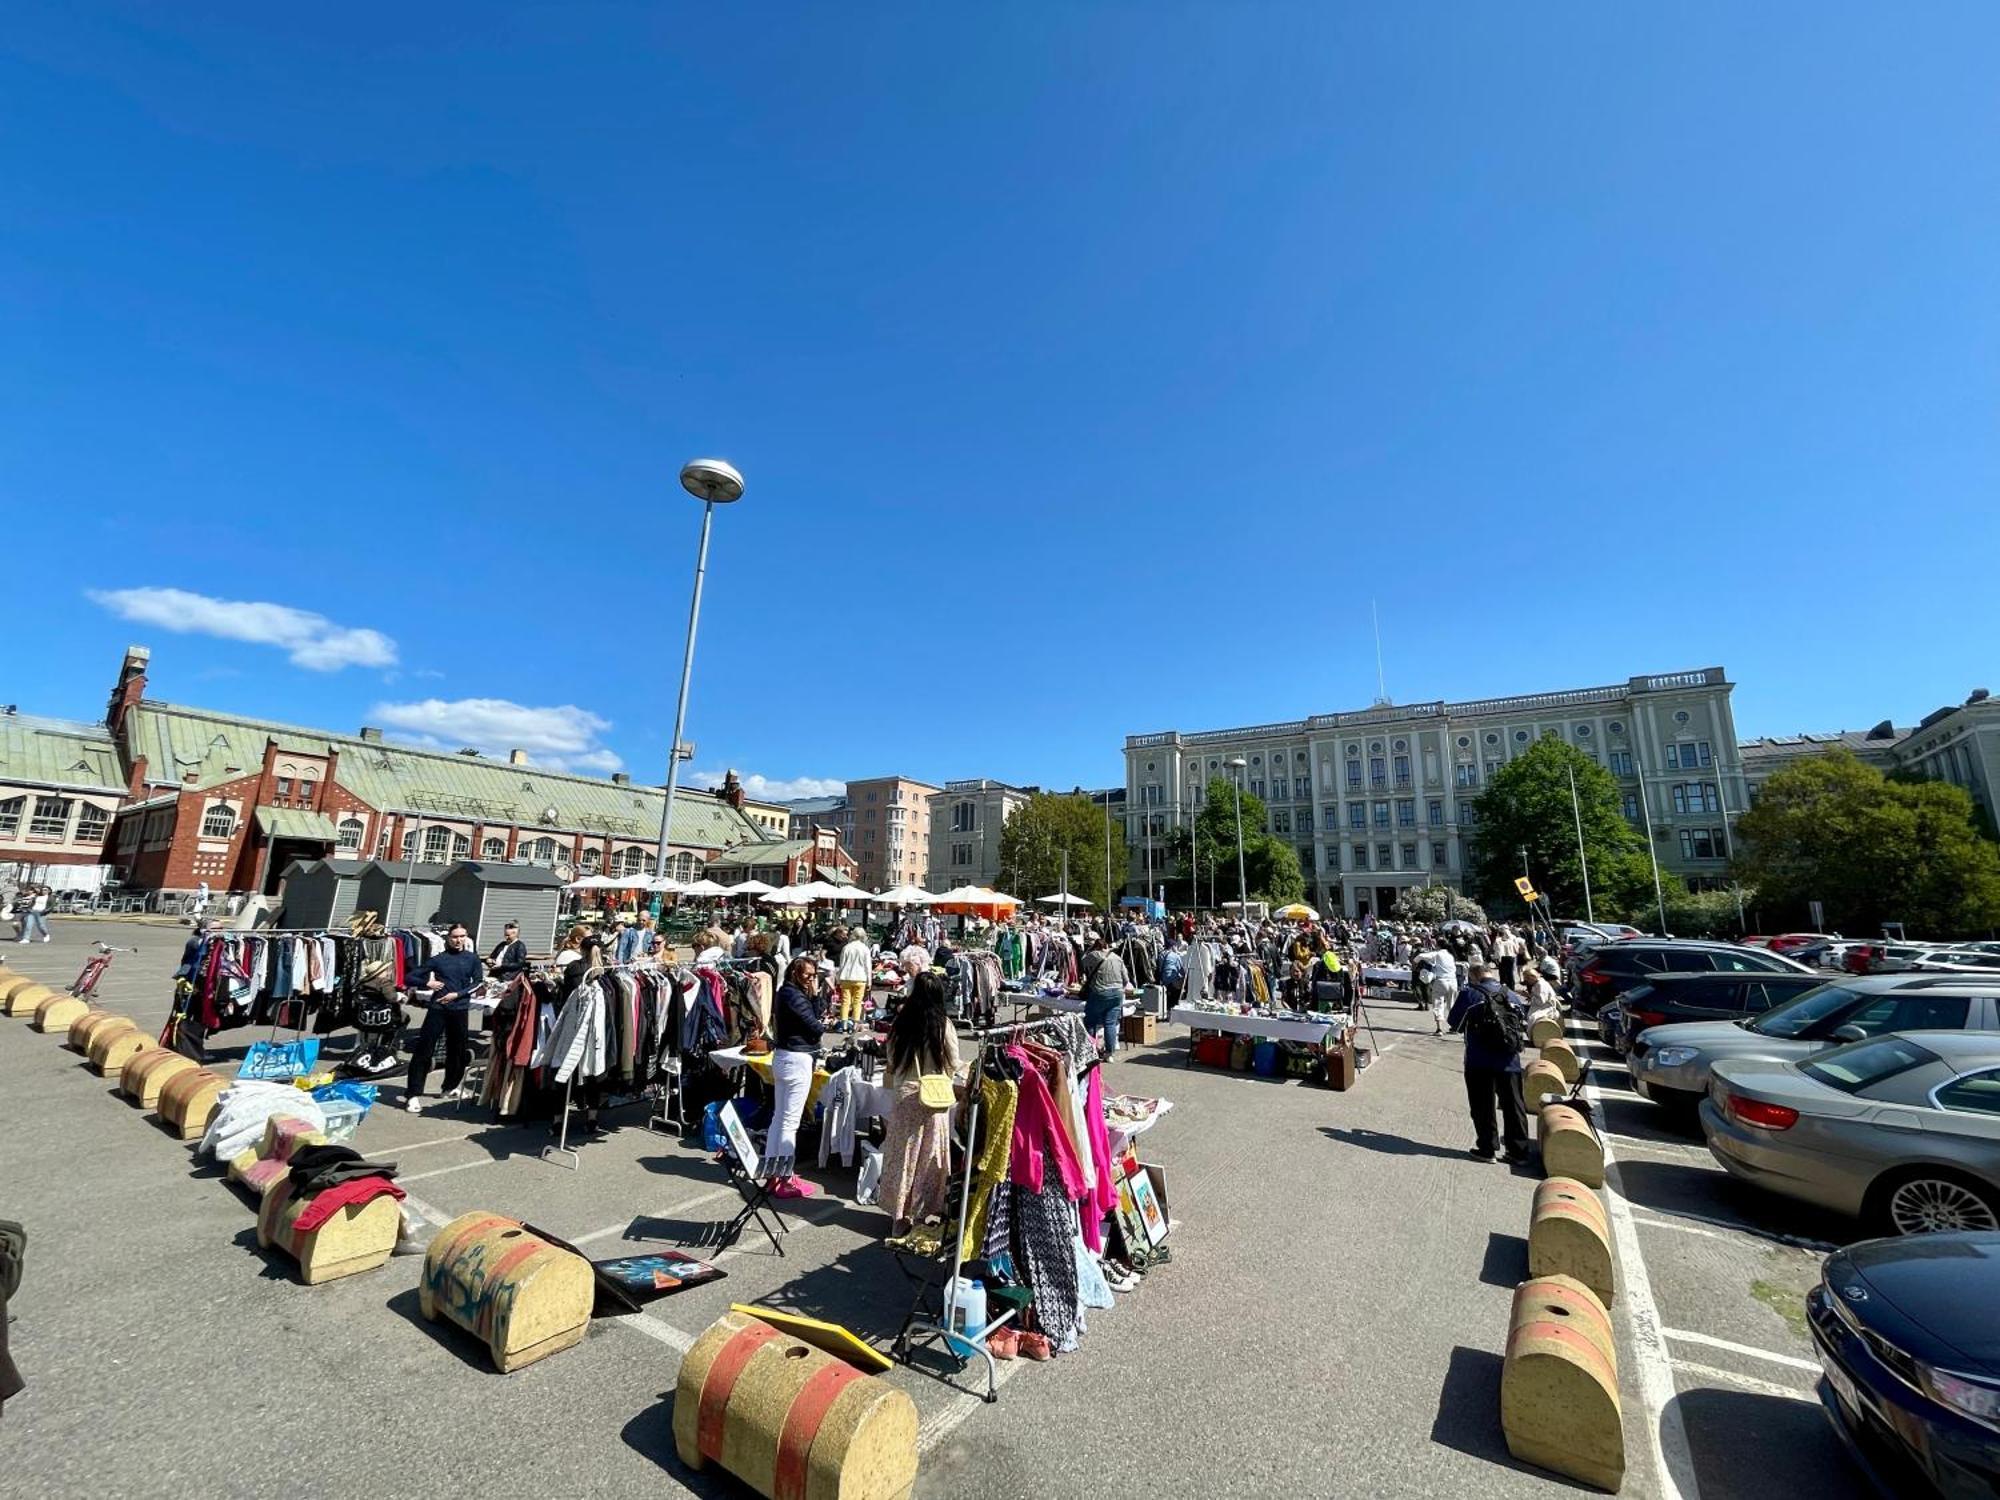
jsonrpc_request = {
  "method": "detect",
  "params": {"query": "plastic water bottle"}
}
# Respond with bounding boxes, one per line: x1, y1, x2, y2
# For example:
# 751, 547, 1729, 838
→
943, 1276, 987, 1356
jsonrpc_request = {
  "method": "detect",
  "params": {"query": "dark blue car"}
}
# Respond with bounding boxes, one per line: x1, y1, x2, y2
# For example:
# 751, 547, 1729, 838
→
1808, 1231, 2000, 1498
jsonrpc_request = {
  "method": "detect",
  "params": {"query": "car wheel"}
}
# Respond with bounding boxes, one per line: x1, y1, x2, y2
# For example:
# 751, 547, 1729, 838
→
1870, 1170, 2000, 1236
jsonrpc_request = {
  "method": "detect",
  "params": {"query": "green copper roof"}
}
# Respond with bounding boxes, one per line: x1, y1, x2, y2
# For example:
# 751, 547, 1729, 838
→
254, 807, 339, 841
123, 700, 773, 853
0, 713, 125, 794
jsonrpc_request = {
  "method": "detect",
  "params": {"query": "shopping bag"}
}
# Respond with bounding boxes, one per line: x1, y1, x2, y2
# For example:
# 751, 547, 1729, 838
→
237, 1038, 321, 1082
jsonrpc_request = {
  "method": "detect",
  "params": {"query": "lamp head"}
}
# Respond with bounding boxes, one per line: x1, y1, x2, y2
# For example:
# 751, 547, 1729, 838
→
1226, 756, 1247, 770
679, 458, 745, 504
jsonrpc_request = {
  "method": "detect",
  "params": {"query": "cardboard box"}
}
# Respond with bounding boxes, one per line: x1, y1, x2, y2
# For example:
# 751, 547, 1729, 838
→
1120, 1013, 1158, 1045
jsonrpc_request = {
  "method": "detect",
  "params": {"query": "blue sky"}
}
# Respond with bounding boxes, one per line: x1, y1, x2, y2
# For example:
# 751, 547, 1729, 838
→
5, 5, 1996, 798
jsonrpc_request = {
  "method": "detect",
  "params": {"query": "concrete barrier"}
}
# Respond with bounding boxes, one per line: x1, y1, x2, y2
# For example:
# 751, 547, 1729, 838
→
419, 1213, 592, 1372
1528, 1016, 1564, 1049
231, 1114, 329, 1194
3, 981, 55, 1018
1527, 1176, 1614, 1306
1502, 1273, 1623, 1492
120, 1047, 198, 1109
0, 973, 39, 1009
32, 992, 89, 1033
1540, 1037, 1581, 1084
68, 1009, 130, 1052
673, 1307, 920, 1500
1522, 1058, 1568, 1110
159, 1069, 227, 1141
1538, 1103, 1605, 1189
256, 1176, 399, 1285
88, 1024, 151, 1077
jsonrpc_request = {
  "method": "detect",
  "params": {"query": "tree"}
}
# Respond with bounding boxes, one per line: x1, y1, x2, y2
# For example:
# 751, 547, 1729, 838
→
1735, 752, 2000, 936
1471, 739, 1658, 921
1164, 775, 1307, 908
1398, 885, 1487, 925
994, 793, 1128, 912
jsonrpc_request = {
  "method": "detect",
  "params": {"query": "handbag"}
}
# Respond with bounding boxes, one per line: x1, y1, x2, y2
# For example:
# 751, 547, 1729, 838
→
917, 1073, 954, 1110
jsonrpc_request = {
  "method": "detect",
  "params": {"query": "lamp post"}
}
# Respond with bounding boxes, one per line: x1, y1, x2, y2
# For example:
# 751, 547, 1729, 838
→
653, 458, 744, 880
1567, 764, 1596, 925
1226, 757, 1249, 919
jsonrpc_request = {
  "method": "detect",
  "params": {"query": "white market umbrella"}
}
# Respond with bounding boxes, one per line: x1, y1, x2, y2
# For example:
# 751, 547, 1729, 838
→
565, 874, 617, 890
607, 875, 655, 892
761, 887, 813, 906
726, 879, 775, 896
679, 878, 733, 897
1036, 893, 1092, 908
875, 884, 934, 907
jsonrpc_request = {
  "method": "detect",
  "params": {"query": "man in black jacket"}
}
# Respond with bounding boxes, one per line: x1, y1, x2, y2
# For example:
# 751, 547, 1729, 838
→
405, 924, 485, 1114
486, 922, 526, 981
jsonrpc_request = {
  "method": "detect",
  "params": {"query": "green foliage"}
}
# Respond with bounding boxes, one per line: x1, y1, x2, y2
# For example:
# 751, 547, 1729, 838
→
1164, 775, 1306, 906
1470, 740, 1652, 918
1397, 884, 1487, 925
1735, 751, 2000, 936
995, 793, 1128, 912
1662, 886, 1752, 939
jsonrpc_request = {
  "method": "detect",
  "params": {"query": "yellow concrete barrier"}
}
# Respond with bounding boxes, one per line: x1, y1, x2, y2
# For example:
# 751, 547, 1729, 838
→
1539, 1103, 1605, 1189
120, 1047, 198, 1108
419, 1213, 592, 1372
1522, 1058, 1568, 1110
1502, 1273, 1623, 1492
32, 992, 89, 1033
0, 972, 37, 1006
1528, 1176, 1615, 1307
231, 1114, 329, 1194
674, 1308, 920, 1500
159, 1069, 227, 1141
4, 981, 55, 1018
68, 1009, 129, 1052
88, 1023, 151, 1077
1528, 1016, 1564, 1049
256, 1176, 399, 1285
1540, 1037, 1581, 1084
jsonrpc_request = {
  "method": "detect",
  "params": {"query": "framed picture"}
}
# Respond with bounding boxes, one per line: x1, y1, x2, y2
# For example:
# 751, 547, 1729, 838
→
720, 1099, 760, 1179
1128, 1164, 1169, 1247
1112, 1173, 1149, 1261
593, 1252, 727, 1305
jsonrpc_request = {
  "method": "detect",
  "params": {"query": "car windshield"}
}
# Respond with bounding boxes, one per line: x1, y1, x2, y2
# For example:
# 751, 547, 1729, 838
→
1801, 1035, 1939, 1094
1744, 982, 1860, 1038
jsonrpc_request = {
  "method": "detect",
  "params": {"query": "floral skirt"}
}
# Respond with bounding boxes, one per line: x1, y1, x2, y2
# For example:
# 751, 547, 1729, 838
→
878, 1088, 950, 1223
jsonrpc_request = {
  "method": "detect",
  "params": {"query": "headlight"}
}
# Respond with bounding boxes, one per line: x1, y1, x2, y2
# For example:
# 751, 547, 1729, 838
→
1920, 1363, 2000, 1431
1652, 1046, 1700, 1068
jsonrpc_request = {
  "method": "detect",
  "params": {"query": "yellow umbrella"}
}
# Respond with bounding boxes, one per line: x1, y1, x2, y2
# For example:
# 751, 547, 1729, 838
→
1275, 902, 1320, 921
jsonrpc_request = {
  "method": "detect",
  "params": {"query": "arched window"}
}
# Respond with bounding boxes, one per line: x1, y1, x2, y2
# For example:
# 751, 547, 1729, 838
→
578, 846, 602, 873
422, 826, 452, 863
528, 837, 559, 865
200, 803, 237, 840
335, 816, 365, 851
481, 837, 507, 860
449, 832, 470, 861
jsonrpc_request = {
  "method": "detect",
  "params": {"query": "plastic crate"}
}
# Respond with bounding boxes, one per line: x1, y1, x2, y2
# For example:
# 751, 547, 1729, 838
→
319, 1097, 367, 1143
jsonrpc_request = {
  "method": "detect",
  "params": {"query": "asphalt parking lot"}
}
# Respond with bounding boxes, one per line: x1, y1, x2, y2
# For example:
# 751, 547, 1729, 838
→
0, 922, 1874, 1499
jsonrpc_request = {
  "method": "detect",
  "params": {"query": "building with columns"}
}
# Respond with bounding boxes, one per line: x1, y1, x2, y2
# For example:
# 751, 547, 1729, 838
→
1124, 668, 1744, 919
926, 778, 1033, 892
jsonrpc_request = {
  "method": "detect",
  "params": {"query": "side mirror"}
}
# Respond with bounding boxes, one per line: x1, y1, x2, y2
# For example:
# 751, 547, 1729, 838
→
1830, 1024, 1867, 1044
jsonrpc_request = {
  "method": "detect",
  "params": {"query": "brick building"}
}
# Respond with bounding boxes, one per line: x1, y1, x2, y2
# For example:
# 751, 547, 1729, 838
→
705, 828, 861, 889
0, 710, 128, 881
88, 646, 772, 898
845, 775, 938, 891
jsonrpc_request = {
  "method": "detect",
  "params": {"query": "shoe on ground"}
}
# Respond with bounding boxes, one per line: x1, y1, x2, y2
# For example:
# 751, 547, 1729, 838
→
1018, 1332, 1052, 1361
771, 1176, 817, 1200
987, 1328, 1019, 1360
1467, 1146, 1496, 1160
1501, 1151, 1530, 1166
406, 1095, 426, 1115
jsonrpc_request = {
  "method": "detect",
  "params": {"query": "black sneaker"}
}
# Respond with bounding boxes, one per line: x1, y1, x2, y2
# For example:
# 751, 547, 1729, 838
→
1501, 1151, 1530, 1166
1468, 1147, 1497, 1161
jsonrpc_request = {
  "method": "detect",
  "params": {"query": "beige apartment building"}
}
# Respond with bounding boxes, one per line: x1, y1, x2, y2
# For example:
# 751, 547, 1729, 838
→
846, 775, 938, 891
927, 778, 1034, 892
1741, 687, 1998, 824
1125, 668, 1745, 920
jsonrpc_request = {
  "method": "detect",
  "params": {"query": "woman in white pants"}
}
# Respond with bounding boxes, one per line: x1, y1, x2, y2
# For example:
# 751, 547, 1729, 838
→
1424, 944, 1459, 1036
766, 957, 825, 1199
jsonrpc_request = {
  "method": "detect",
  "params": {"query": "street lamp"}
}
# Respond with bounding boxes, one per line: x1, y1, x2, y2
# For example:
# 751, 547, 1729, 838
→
1226, 757, 1249, 919
654, 458, 745, 879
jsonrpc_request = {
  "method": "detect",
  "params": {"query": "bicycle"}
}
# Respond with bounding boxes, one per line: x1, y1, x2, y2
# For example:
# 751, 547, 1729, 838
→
70, 940, 139, 999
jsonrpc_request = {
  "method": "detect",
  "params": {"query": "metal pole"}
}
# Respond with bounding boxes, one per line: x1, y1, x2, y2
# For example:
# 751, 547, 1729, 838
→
1233, 769, 1249, 920
398, 812, 421, 926
1568, 764, 1595, 924
1103, 796, 1112, 913
654, 499, 717, 876
1632, 744, 1670, 934
1713, 755, 1744, 932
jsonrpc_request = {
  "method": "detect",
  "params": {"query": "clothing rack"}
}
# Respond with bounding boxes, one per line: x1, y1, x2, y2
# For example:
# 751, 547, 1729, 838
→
893, 1015, 1065, 1404
539, 959, 665, 1172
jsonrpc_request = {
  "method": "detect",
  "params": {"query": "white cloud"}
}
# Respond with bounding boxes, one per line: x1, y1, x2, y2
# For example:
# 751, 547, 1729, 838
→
86, 587, 398, 672
689, 770, 846, 802
369, 697, 625, 775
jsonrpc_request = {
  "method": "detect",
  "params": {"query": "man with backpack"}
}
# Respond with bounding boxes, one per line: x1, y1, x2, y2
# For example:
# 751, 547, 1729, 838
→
1447, 960, 1530, 1162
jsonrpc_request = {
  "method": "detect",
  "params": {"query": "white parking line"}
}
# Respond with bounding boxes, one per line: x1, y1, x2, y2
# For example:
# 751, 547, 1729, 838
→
1632, 1215, 1722, 1240
571, 1184, 741, 1246
1671, 1358, 1818, 1404
377, 1133, 484, 1156
400, 1157, 503, 1185
1574, 1023, 1702, 1500
917, 1356, 1026, 1453
1665, 1327, 1820, 1373
607, 1310, 696, 1353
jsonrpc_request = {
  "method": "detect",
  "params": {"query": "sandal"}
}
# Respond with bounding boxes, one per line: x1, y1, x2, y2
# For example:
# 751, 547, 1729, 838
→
987, 1328, 1019, 1360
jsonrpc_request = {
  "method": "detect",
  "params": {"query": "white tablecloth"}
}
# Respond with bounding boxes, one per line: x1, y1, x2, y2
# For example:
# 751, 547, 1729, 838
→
1170, 1008, 1336, 1045
1361, 965, 1412, 987
1016, 993, 1138, 1017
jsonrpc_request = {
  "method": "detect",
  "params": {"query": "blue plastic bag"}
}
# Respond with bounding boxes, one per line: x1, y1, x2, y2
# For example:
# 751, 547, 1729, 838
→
310, 1081, 379, 1110
238, 1038, 321, 1081
701, 1101, 730, 1152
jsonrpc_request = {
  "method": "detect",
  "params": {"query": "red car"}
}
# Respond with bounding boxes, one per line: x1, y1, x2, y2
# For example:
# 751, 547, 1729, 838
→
1767, 932, 1837, 956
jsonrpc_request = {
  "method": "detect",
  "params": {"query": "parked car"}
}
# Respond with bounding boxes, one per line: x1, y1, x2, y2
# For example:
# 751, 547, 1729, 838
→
1571, 938, 1812, 1016
1845, 942, 1946, 976
1808, 1231, 2000, 1496
1614, 971, 1828, 1055
1596, 1000, 1623, 1050
1915, 950, 2000, 975
1702, 1031, 2000, 1234
1629, 975, 2000, 1113
1769, 932, 1842, 956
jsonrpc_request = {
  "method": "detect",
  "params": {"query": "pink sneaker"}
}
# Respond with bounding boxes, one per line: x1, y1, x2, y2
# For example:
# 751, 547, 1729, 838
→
771, 1176, 819, 1200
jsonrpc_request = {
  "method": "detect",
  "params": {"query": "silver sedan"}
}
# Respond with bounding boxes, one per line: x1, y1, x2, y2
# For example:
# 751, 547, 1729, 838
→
1700, 1031, 2000, 1235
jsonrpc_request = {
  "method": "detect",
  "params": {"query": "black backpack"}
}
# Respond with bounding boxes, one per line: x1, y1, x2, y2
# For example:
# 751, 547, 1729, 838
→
1463, 986, 1526, 1055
